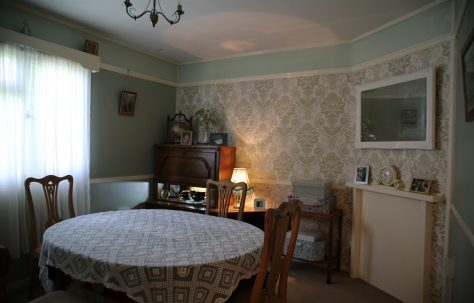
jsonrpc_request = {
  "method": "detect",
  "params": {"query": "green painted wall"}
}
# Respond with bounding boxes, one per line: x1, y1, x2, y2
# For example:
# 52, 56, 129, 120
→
178, 1, 452, 84
90, 181, 151, 213
90, 70, 175, 178
451, 0, 474, 301
179, 44, 352, 83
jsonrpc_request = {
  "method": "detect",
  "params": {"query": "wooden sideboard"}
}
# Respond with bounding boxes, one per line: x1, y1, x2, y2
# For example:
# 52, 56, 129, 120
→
146, 144, 266, 230
153, 144, 236, 200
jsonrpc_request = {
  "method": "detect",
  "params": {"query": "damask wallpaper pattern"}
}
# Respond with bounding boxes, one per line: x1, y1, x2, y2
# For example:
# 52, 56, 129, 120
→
177, 41, 451, 302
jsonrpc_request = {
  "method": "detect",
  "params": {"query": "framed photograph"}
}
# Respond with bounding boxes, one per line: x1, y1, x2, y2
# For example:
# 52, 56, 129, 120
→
354, 165, 369, 184
169, 184, 181, 198
254, 198, 266, 210
84, 40, 99, 56
462, 26, 474, 122
210, 133, 228, 145
409, 177, 432, 194
119, 91, 137, 116
180, 131, 192, 145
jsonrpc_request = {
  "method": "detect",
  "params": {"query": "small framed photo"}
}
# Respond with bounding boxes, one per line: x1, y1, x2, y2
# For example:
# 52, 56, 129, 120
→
409, 177, 432, 194
84, 40, 99, 56
169, 184, 181, 198
119, 90, 137, 116
180, 131, 192, 145
254, 198, 266, 210
354, 165, 369, 184
210, 133, 228, 145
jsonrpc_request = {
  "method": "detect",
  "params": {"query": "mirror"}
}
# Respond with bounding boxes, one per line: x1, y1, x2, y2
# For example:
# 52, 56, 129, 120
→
355, 68, 435, 149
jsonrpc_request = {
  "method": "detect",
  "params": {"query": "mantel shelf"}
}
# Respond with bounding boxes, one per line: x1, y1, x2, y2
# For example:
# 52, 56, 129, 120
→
346, 182, 445, 203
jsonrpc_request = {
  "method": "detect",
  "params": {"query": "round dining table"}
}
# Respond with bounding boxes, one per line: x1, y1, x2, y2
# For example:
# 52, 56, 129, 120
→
38, 209, 264, 303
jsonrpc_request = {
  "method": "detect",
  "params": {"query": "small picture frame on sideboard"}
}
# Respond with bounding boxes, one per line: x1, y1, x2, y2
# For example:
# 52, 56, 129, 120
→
354, 165, 369, 184
409, 177, 432, 194
210, 133, 228, 146
254, 198, 266, 210
180, 131, 192, 145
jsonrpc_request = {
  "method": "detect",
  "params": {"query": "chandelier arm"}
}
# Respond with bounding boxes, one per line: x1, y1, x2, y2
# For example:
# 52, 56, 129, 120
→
156, 11, 181, 25
125, 7, 152, 20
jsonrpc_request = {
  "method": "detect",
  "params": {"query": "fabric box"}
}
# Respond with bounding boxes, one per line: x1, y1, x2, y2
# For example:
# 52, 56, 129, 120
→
301, 196, 336, 214
291, 180, 331, 205
284, 231, 326, 262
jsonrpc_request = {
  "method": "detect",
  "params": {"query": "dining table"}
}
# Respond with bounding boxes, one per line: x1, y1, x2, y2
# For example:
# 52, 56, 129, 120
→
38, 209, 264, 303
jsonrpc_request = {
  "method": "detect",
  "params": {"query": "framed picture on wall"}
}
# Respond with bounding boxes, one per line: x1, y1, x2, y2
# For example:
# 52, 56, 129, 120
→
462, 26, 474, 122
84, 40, 99, 56
354, 165, 369, 184
119, 91, 137, 116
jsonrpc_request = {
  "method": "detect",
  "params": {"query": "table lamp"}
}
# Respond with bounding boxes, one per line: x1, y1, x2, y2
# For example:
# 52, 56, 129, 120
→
231, 168, 252, 209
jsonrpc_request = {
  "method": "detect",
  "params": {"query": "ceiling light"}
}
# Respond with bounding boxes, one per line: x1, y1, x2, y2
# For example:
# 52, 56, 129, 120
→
123, 0, 184, 28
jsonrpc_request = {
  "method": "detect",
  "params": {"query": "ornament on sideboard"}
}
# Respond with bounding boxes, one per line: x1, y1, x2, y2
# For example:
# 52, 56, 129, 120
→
194, 108, 216, 144
372, 165, 401, 189
166, 113, 192, 143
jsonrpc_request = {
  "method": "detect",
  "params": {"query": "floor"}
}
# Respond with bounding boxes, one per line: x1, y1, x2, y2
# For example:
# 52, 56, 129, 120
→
9, 263, 401, 303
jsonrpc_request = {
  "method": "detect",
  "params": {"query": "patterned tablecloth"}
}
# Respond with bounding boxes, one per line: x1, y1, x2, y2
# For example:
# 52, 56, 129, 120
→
39, 209, 264, 303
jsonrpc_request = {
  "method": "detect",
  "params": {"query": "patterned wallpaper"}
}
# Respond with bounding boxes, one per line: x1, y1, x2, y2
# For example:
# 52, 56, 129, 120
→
177, 41, 450, 303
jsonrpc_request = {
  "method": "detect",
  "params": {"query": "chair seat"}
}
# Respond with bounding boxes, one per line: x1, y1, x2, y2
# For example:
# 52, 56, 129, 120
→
29, 290, 89, 303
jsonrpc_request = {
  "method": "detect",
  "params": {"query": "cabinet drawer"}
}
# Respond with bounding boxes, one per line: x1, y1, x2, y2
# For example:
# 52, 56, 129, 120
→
153, 144, 235, 190
155, 150, 218, 186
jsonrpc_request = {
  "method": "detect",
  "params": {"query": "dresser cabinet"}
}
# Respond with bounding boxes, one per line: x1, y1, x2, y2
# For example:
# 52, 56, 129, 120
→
153, 144, 236, 200
145, 144, 265, 230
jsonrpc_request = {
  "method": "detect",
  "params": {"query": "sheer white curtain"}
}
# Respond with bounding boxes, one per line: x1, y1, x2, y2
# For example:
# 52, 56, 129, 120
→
0, 42, 90, 258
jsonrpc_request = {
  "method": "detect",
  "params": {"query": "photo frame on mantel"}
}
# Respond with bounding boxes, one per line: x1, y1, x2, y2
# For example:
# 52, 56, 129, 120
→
462, 26, 474, 122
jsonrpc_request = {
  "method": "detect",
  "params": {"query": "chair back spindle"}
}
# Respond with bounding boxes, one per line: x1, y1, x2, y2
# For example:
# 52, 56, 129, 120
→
205, 179, 247, 220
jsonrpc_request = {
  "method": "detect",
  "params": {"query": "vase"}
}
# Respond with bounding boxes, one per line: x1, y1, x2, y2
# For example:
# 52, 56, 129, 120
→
197, 125, 210, 144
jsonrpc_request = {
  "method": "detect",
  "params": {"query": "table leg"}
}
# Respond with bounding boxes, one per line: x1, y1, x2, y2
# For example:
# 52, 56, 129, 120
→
326, 218, 334, 284
336, 212, 343, 271
48, 266, 69, 290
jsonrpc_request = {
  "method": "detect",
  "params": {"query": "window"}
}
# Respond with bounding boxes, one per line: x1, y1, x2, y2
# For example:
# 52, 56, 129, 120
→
0, 43, 90, 258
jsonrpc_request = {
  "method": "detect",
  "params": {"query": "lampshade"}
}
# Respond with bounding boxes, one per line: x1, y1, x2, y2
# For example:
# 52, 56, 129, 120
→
231, 168, 251, 188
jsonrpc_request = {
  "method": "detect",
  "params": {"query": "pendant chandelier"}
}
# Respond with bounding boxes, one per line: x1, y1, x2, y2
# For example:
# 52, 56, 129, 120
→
123, 0, 184, 28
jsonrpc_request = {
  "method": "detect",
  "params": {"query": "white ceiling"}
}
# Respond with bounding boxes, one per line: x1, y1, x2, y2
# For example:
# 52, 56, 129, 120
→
7, 0, 438, 64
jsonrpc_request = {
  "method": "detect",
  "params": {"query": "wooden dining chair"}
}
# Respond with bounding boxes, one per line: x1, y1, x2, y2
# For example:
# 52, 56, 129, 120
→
24, 175, 75, 298
249, 201, 301, 303
205, 179, 247, 221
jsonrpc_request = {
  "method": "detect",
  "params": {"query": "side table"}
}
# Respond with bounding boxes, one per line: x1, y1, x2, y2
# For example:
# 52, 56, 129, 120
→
301, 208, 343, 284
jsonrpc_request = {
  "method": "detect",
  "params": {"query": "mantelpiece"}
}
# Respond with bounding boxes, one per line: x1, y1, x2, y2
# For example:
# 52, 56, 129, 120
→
346, 183, 445, 303
346, 182, 444, 202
